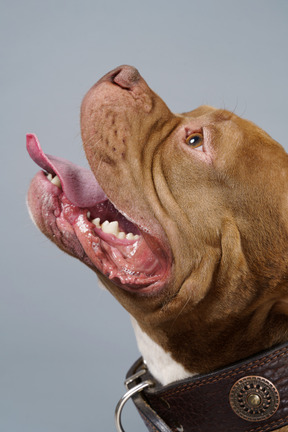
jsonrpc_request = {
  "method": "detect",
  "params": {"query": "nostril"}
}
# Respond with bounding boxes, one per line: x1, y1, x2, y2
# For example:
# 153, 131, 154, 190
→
112, 65, 140, 90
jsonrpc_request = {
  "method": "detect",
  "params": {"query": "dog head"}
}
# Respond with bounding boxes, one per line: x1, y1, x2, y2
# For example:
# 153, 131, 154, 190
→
27, 66, 288, 374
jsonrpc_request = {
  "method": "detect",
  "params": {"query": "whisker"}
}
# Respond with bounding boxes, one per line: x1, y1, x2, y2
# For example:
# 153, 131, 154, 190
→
95, 156, 103, 176
169, 293, 192, 330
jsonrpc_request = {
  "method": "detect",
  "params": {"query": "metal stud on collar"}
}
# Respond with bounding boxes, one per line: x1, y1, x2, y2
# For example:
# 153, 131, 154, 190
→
115, 363, 154, 432
229, 376, 280, 422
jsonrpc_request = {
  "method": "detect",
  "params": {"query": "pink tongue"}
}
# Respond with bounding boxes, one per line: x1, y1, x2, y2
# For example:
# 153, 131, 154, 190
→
26, 134, 107, 207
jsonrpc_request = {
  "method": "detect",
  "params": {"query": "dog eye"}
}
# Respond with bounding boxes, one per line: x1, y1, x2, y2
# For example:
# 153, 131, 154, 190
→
185, 133, 203, 148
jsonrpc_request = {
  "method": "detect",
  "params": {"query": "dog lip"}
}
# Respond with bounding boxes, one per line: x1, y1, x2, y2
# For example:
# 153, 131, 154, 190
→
36, 176, 169, 291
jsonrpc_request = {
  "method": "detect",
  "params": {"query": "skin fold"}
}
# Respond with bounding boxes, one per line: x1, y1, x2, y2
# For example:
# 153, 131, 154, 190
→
27, 66, 288, 432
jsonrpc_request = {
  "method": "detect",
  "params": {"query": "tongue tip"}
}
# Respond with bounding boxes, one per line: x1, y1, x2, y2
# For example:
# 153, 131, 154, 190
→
26, 133, 43, 162
26, 133, 54, 174
26, 133, 38, 152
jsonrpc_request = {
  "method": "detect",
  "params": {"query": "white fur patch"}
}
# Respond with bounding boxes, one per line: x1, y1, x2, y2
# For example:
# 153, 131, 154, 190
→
131, 317, 194, 385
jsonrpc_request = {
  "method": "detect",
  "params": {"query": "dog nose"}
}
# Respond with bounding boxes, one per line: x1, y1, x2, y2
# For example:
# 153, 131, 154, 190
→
112, 65, 141, 89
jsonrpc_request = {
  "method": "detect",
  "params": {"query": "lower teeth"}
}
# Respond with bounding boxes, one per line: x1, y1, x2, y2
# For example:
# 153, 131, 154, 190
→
90, 216, 138, 240
46, 173, 139, 241
47, 173, 62, 189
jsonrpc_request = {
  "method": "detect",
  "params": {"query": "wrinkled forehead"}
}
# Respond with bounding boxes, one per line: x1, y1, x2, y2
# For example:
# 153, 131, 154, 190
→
180, 107, 276, 151
181, 106, 233, 121
178, 107, 239, 142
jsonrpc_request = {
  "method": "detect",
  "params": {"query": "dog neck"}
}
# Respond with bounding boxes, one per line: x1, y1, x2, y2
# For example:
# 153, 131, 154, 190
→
131, 317, 195, 385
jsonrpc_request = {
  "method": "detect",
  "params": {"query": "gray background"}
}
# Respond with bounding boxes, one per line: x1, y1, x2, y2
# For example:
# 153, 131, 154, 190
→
1, 0, 288, 431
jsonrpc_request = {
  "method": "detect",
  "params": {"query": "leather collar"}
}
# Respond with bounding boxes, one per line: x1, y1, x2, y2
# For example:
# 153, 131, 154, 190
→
120, 342, 288, 432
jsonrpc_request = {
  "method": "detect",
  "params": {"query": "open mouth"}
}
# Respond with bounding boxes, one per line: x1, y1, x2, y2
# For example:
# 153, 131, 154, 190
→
26, 134, 169, 293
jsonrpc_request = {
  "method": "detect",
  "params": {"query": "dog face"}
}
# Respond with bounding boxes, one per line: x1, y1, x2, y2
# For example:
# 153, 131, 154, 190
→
27, 66, 288, 374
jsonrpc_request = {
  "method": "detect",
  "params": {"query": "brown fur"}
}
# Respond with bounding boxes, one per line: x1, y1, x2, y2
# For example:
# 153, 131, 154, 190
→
29, 66, 288, 431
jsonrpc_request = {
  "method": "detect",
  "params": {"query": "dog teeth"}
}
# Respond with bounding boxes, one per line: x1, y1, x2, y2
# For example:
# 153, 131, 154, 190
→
47, 173, 62, 189
91, 218, 139, 240
46, 173, 139, 241
92, 217, 101, 228
51, 175, 61, 188
101, 220, 119, 236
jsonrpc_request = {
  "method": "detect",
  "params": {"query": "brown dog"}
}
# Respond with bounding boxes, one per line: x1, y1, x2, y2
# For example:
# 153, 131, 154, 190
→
27, 66, 288, 431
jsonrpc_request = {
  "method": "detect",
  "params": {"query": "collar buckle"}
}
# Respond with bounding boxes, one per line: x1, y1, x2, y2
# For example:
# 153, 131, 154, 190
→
115, 359, 154, 432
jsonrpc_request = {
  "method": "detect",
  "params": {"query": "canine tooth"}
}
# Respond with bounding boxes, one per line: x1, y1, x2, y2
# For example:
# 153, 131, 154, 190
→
126, 233, 134, 240
118, 232, 126, 239
47, 173, 53, 181
51, 175, 61, 188
92, 217, 101, 228
102, 220, 119, 236
87, 211, 91, 219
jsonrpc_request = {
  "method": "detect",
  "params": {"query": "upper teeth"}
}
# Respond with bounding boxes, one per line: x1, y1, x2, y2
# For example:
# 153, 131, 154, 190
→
91, 217, 139, 241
